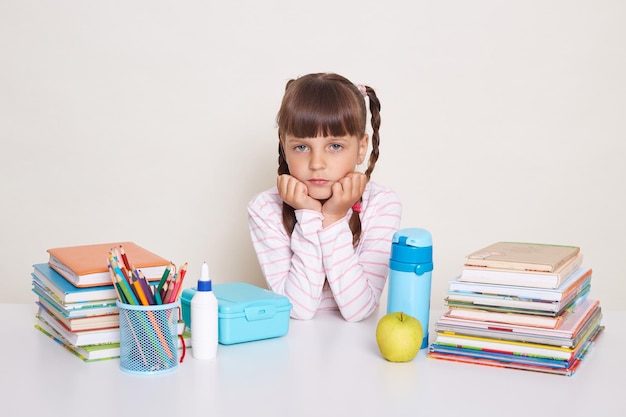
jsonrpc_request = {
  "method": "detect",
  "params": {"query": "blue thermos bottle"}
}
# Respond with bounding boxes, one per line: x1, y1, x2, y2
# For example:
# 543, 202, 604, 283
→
387, 228, 433, 349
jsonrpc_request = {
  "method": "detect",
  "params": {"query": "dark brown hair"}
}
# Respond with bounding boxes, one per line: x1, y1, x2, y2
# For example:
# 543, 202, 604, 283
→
277, 73, 382, 247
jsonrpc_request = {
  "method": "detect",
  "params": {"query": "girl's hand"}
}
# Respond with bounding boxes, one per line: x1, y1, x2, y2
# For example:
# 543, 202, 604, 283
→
322, 172, 368, 226
277, 174, 322, 212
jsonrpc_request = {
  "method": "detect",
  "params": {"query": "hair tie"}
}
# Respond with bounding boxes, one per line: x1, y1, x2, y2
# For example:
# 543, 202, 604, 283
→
356, 84, 367, 98
352, 202, 361, 213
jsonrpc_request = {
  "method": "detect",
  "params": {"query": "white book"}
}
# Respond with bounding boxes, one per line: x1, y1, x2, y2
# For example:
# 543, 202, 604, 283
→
36, 306, 119, 346
450, 266, 591, 301
445, 293, 565, 313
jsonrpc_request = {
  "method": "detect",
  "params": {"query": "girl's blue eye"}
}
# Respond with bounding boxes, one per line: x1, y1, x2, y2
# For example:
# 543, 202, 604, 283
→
329, 144, 343, 151
294, 145, 308, 152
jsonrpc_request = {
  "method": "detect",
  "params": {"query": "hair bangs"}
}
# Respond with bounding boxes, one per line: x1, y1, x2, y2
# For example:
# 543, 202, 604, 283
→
278, 77, 365, 139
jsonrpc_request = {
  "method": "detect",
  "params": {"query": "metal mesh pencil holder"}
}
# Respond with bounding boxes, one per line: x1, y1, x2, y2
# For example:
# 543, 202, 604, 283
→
117, 300, 180, 375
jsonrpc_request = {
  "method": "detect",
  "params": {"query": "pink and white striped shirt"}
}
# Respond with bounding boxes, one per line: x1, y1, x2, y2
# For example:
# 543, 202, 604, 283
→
247, 181, 402, 322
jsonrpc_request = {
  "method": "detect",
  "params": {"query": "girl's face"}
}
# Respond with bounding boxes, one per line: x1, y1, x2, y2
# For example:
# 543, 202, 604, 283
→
282, 133, 368, 201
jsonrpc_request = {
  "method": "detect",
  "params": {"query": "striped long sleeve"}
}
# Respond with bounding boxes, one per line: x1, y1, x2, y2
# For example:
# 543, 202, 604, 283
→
247, 181, 402, 322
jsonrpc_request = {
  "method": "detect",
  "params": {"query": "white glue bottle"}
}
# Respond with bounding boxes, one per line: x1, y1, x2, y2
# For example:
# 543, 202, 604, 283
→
190, 261, 218, 360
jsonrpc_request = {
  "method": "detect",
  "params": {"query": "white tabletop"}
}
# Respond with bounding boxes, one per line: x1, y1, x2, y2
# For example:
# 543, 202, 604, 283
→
1, 304, 624, 417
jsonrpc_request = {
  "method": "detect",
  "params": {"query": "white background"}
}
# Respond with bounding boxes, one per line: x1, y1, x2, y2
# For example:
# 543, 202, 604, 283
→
1, 1, 624, 310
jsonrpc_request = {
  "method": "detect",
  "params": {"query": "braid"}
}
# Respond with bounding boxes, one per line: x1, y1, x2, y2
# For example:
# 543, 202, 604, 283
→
349, 85, 381, 247
277, 139, 289, 175
348, 212, 362, 247
278, 139, 297, 236
363, 85, 381, 180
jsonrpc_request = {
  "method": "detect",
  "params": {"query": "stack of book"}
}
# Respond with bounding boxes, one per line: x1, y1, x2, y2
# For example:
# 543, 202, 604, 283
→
32, 242, 189, 362
428, 242, 605, 376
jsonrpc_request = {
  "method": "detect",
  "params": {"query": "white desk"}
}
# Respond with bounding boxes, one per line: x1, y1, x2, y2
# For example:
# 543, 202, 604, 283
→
2, 304, 624, 417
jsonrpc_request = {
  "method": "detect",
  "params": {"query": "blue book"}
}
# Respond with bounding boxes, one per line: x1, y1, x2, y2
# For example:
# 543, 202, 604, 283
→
32, 284, 117, 318
32, 263, 117, 304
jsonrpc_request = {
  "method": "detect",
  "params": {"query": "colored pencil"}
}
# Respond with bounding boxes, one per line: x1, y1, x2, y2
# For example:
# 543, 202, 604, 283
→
137, 269, 156, 305
156, 261, 172, 294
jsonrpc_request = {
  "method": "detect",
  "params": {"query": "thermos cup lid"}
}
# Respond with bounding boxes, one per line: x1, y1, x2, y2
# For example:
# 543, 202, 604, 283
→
390, 228, 433, 274
392, 228, 432, 248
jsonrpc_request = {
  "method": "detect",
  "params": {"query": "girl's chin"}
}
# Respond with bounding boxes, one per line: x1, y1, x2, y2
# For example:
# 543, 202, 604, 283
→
308, 192, 331, 201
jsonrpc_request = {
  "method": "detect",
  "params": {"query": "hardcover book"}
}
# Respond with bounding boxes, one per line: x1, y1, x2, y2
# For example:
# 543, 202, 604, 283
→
35, 320, 122, 361
446, 268, 592, 315
450, 266, 592, 302
35, 317, 191, 362
444, 305, 565, 328
32, 263, 118, 303
436, 298, 601, 347
35, 299, 119, 331
432, 316, 601, 362
460, 253, 584, 289
31, 281, 118, 318
444, 286, 589, 315
36, 305, 121, 346
464, 242, 580, 273
428, 322, 604, 377
47, 242, 169, 287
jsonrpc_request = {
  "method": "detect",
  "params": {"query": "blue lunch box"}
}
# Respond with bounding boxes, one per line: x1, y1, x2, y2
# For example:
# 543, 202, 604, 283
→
181, 282, 292, 345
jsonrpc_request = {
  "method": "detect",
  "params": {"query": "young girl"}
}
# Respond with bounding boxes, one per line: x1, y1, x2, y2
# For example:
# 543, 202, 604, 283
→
247, 72, 402, 322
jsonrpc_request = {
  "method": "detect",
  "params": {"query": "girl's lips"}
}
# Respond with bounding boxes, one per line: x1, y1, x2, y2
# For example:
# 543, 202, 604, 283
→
308, 179, 329, 186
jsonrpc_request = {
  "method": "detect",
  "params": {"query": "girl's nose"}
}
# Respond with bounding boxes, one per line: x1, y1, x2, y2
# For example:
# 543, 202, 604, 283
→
309, 150, 325, 170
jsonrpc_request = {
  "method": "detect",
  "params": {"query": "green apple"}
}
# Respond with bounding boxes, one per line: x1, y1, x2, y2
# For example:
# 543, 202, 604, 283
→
376, 311, 423, 362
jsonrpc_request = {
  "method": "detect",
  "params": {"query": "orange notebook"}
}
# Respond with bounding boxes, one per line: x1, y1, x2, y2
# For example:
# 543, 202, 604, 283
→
47, 242, 169, 287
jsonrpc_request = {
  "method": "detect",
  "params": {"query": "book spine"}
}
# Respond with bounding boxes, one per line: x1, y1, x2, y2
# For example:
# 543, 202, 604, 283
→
553, 256, 585, 287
